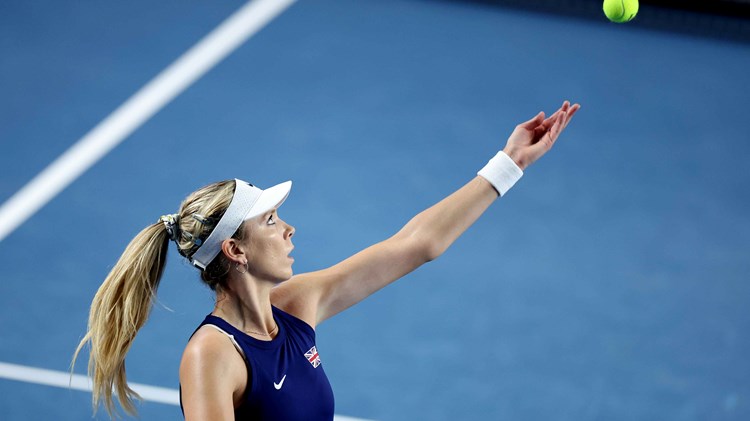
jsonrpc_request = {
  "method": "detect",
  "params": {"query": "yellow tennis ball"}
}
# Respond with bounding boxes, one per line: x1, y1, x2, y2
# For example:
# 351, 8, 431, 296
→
603, 0, 639, 23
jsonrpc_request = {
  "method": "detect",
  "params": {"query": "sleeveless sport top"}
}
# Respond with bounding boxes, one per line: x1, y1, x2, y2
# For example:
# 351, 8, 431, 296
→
180, 306, 335, 420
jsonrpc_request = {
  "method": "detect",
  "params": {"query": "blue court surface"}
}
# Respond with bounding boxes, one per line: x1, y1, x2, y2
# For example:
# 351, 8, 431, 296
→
1, 0, 749, 420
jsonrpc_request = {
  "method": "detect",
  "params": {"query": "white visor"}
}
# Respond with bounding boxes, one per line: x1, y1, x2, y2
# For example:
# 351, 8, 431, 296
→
191, 179, 292, 269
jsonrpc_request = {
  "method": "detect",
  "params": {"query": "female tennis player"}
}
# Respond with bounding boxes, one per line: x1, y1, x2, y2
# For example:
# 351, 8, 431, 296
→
73, 100, 579, 419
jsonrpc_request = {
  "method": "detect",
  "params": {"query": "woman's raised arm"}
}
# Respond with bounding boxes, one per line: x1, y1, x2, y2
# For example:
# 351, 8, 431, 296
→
272, 101, 580, 327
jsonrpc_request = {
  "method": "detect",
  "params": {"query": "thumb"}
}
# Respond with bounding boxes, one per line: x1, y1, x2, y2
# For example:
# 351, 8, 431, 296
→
519, 111, 545, 130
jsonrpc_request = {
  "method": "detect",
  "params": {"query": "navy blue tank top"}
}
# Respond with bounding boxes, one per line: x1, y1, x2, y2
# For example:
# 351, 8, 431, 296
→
180, 306, 335, 420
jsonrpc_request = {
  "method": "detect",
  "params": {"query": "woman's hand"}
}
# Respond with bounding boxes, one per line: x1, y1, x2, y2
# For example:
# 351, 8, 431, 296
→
502, 100, 580, 171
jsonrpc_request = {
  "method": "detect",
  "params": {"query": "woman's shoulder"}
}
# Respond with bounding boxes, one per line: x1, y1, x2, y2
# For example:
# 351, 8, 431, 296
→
180, 324, 247, 391
183, 324, 245, 364
179, 324, 249, 416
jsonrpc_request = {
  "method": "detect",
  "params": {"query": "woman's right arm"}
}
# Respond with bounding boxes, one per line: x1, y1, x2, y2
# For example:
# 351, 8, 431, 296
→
273, 101, 580, 327
179, 328, 247, 421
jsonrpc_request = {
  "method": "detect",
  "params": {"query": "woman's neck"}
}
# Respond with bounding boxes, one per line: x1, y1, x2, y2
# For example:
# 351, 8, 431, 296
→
212, 275, 277, 338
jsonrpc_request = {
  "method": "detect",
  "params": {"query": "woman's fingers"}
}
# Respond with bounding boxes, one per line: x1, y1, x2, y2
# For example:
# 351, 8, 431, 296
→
560, 103, 581, 130
524, 101, 579, 147
542, 109, 561, 127
568, 103, 580, 119
550, 112, 565, 140
520, 111, 546, 130
540, 101, 570, 131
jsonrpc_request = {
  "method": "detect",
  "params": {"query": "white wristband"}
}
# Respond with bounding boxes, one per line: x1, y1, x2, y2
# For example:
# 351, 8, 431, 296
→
477, 151, 523, 196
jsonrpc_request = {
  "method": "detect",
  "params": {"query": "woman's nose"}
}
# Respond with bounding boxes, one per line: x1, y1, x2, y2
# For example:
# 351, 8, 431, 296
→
286, 223, 295, 239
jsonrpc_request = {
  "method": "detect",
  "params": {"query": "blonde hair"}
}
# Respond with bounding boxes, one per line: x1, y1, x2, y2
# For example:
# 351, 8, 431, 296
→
72, 180, 247, 417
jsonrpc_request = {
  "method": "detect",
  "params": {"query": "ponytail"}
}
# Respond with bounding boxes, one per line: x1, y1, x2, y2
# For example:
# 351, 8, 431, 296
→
72, 222, 169, 417
72, 179, 238, 417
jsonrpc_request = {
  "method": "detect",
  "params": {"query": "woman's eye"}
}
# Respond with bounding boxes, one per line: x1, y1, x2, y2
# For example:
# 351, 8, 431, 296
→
267, 215, 276, 225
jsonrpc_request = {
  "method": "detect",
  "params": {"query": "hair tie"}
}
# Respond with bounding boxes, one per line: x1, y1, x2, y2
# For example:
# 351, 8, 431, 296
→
159, 214, 180, 242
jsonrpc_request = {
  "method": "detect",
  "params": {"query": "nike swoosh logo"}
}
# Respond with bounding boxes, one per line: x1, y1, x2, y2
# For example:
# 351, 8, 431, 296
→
274, 374, 286, 390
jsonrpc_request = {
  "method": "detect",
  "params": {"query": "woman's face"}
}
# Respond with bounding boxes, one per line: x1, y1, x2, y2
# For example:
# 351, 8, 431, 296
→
242, 208, 295, 283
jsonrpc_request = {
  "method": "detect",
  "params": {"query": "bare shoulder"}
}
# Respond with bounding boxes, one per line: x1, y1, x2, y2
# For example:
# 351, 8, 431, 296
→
182, 325, 243, 362
180, 325, 247, 416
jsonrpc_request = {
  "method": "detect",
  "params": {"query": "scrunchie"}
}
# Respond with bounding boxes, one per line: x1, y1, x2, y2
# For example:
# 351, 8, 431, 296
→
159, 213, 180, 242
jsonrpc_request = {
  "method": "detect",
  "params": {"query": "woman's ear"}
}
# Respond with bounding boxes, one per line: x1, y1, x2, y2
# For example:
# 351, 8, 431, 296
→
221, 238, 247, 265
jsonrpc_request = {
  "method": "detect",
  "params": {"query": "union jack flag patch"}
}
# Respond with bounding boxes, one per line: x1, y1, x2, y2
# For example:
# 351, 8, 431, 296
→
304, 346, 321, 368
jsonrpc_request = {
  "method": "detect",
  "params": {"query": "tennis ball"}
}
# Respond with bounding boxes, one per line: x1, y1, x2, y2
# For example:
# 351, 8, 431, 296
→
603, 0, 638, 23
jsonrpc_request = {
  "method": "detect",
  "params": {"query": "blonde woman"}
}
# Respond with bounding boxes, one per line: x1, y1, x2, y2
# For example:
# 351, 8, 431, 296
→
74, 101, 580, 420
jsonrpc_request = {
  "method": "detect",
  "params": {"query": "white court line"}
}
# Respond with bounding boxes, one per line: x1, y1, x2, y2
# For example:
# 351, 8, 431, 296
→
0, 361, 373, 420
0, 361, 178, 405
0, 0, 296, 243
0, 3, 372, 419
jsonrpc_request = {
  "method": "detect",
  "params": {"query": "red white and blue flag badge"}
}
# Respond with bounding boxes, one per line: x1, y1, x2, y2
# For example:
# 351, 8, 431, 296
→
304, 346, 321, 368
